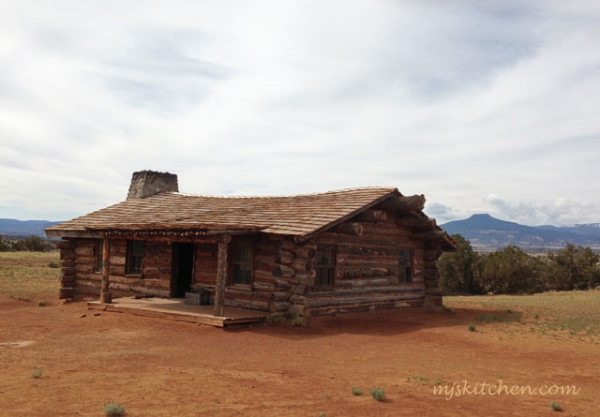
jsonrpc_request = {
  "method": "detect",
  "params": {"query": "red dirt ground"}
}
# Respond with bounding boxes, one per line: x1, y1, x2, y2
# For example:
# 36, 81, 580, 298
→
1, 296, 598, 417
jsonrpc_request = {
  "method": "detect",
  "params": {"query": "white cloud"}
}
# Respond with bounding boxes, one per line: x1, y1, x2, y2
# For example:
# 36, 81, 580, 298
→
484, 194, 598, 226
0, 0, 599, 225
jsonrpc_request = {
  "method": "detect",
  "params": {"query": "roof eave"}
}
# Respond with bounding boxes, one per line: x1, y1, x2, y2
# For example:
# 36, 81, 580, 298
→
296, 189, 401, 243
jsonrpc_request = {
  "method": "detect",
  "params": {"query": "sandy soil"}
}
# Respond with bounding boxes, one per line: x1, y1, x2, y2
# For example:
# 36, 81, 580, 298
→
0, 296, 598, 417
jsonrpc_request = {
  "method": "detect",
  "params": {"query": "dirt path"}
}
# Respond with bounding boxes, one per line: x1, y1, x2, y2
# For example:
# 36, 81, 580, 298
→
1, 296, 598, 416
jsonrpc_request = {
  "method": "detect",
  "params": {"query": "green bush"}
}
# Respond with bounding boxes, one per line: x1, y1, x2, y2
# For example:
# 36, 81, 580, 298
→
103, 402, 126, 416
351, 386, 363, 396
439, 235, 600, 296
11, 235, 52, 252
468, 324, 476, 332
549, 401, 562, 412
368, 387, 386, 401
438, 234, 482, 294
0, 234, 10, 252
545, 244, 600, 291
266, 312, 309, 327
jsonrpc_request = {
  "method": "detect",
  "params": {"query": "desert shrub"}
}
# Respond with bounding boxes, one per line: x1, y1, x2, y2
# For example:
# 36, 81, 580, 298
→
265, 312, 287, 324
468, 324, 476, 332
103, 402, 126, 416
38, 301, 47, 307
544, 244, 600, 291
290, 315, 309, 327
438, 234, 483, 294
478, 246, 545, 294
549, 401, 562, 411
351, 386, 363, 396
368, 387, 386, 401
31, 369, 42, 379
48, 261, 60, 268
266, 312, 309, 327
0, 234, 10, 252
11, 236, 52, 252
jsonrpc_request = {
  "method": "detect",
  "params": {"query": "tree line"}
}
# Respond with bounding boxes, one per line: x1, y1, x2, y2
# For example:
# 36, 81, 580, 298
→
438, 234, 600, 294
0, 234, 56, 252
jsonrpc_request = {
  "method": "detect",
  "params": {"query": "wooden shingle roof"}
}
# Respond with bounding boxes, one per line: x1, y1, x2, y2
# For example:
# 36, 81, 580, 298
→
46, 187, 401, 240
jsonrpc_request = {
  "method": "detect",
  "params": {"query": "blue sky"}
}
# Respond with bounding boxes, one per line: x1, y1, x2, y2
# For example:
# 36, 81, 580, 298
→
1, 0, 599, 226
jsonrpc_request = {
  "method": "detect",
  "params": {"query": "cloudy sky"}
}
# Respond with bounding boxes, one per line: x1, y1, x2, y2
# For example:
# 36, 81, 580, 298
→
1, 1, 598, 226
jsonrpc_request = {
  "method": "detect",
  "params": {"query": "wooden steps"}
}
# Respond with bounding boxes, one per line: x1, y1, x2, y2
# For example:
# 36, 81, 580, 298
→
87, 297, 268, 327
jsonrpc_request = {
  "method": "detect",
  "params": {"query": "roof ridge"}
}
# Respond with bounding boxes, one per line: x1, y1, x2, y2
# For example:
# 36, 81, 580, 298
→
158, 186, 398, 200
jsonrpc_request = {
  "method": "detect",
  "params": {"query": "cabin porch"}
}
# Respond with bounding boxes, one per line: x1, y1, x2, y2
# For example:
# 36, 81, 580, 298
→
87, 296, 268, 327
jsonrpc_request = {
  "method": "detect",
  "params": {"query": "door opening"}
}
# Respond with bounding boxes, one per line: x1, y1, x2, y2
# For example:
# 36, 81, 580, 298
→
172, 243, 194, 297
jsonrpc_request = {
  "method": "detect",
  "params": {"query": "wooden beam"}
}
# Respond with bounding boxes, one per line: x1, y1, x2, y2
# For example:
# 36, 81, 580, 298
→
396, 215, 434, 229
213, 234, 231, 317
412, 230, 447, 240
100, 238, 112, 303
382, 194, 426, 212
331, 222, 363, 236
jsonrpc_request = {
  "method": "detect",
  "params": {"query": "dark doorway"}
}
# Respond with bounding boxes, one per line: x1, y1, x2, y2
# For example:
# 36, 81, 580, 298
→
171, 243, 194, 297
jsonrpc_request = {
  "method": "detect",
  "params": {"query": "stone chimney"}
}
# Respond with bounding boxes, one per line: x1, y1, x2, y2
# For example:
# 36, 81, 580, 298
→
127, 170, 179, 199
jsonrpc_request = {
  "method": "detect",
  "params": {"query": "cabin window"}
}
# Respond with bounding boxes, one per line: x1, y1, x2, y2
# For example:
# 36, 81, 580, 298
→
231, 240, 253, 285
126, 240, 144, 275
94, 240, 103, 273
398, 249, 413, 283
315, 245, 335, 287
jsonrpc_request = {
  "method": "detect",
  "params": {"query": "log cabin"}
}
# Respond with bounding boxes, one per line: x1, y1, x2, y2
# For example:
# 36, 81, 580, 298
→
46, 170, 457, 317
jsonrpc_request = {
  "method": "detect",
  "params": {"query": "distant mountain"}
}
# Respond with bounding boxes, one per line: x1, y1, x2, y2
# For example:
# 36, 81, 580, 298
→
441, 214, 600, 252
0, 219, 61, 238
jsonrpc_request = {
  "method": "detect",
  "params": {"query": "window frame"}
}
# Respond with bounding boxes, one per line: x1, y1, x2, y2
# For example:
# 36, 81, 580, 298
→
126, 240, 144, 276
314, 245, 336, 288
398, 249, 413, 283
93, 239, 104, 274
229, 239, 254, 286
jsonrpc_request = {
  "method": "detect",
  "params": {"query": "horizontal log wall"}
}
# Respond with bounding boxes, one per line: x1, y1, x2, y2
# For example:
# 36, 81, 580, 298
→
194, 242, 218, 284
192, 236, 294, 312
143, 241, 171, 281
69, 238, 172, 299
304, 207, 431, 315
311, 209, 426, 288
58, 239, 76, 299
71, 238, 100, 297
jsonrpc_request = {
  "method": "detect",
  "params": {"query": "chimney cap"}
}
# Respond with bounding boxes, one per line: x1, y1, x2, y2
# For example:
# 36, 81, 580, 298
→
127, 170, 178, 199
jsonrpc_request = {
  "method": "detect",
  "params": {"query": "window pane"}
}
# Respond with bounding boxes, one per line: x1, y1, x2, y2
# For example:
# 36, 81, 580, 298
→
316, 268, 332, 286
398, 267, 408, 282
131, 241, 144, 255
316, 247, 333, 267
398, 250, 412, 283
398, 250, 411, 266
234, 264, 251, 285
131, 256, 142, 274
234, 241, 252, 263
315, 245, 335, 287
127, 240, 144, 274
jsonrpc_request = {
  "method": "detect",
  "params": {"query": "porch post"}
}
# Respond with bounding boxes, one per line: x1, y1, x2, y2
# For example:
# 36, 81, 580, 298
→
100, 237, 112, 303
213, 234, 231, 317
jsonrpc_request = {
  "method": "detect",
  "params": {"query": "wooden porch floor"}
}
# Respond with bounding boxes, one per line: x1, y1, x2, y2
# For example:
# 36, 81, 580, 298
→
87, 297, 268, 327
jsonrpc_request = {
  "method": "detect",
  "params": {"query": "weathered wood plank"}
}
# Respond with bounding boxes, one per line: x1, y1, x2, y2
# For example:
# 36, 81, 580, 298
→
100, 238, 111, 303
213, 234, 231, 317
